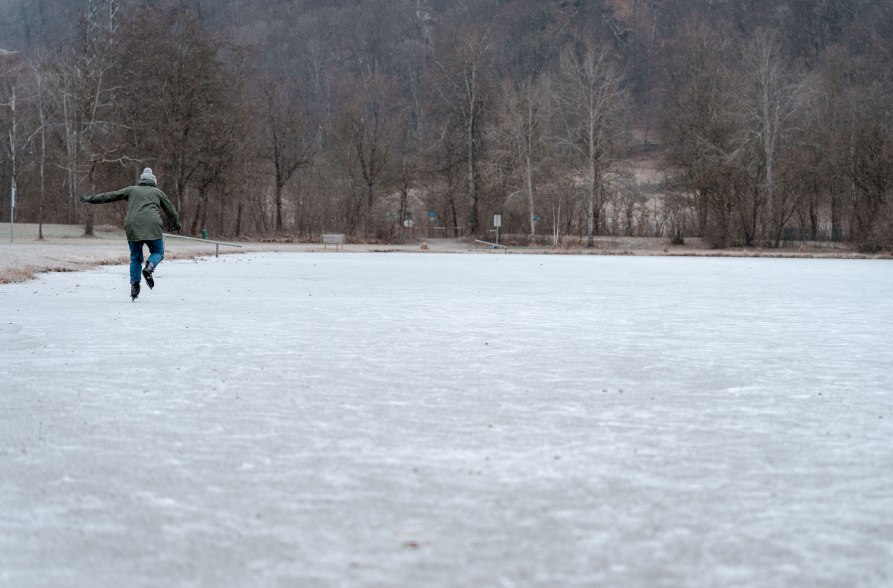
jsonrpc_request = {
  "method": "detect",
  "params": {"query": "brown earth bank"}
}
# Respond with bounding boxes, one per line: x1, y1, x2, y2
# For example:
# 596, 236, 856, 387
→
0, 223, 888, 285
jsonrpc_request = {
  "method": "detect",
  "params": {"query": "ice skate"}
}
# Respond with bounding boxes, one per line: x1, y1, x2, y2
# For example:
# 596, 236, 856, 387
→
130, 281, 140, 301
142, 261, 155, 289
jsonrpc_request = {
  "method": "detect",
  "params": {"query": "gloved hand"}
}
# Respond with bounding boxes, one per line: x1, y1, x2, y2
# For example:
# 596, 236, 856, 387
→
79, 195, 90, 203
173, 223, 182, 232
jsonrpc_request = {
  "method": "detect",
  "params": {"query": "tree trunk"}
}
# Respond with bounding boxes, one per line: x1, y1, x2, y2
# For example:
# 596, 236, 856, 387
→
586, 115, 598, 247
830, 193, 839, 241
466, 127, 478, 235
587, 157, 598, 248
7, 85, 17, 242
274, 179, 284, 232
84, 164, 96, 237
199, 189, 209, 232
525, 155, 535, 242
37, 84, 46, 240
190, 188, 208, 235
466, 66, 479, 235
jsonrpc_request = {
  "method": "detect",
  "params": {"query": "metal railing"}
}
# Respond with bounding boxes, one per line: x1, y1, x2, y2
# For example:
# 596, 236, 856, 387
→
163, 233, 242, 257
474, 239, 508, 251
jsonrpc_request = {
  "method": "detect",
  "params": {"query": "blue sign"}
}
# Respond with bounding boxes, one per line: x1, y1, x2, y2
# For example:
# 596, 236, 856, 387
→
532, 214, 540, 222
427, 211, 437, 220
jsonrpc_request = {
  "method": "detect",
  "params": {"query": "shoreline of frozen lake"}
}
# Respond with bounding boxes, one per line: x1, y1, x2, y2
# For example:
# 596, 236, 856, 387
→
2, 222, 886, 287
2, 253, 891, 587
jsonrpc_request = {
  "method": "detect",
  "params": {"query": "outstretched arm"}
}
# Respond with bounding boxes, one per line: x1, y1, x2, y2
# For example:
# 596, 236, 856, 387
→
81, 187, 131, 204
158, 191, 182, 231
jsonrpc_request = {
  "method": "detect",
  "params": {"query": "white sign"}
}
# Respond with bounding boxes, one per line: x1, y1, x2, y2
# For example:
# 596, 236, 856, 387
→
493, 214, 502, 228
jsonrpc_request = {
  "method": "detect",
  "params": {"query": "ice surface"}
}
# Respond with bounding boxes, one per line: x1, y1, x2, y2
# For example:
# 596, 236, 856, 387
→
1, 252, 892, 587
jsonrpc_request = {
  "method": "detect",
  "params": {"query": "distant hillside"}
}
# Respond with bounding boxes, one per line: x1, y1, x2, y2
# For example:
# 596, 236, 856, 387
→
0, 0, 891, 249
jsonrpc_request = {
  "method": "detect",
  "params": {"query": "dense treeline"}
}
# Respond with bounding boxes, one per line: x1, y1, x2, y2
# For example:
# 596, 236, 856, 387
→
1, 0, 891, 250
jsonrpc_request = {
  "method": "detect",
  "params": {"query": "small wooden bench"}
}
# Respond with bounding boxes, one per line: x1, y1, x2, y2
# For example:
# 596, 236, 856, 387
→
322, 233, 346, 251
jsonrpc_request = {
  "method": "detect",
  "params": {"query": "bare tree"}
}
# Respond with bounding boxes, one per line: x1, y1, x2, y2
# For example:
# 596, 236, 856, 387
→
396, 150, 419, 233
51, 2, 127, 236
491, 75, 553, 242
0, 51, 27, 242
260, 79, 315, 232
109, 4, 245, 235
330, 73, 403, 234
432, 27, 494, 236
739, 29, 807, 246
662, 20, 750, 247
555, 40, 628, 247
847, 90, 893, 251
812, 44, 893, 250
423, 116, 465, 237
31, 53, 49, 240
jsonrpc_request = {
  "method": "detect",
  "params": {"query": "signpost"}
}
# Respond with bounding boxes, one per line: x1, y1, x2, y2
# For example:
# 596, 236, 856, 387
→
493, 214, 502, 245
427, 210, 436, 238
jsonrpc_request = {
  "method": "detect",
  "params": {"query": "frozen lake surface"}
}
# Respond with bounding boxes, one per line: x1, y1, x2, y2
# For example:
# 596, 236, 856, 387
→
2, 252, 892, 587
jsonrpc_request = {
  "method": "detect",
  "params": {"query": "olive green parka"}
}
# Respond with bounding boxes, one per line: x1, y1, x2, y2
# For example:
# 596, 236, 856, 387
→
83, 179, 181, 241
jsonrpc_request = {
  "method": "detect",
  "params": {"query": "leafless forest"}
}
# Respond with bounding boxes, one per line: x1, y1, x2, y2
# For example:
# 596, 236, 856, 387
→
0, 0, 891, 250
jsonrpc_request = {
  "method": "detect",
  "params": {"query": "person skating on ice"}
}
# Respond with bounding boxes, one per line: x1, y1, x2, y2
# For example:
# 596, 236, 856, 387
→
80, 167, 181, 301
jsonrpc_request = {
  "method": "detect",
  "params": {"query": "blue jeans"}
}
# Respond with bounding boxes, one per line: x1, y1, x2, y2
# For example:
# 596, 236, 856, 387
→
128, 239, 164, 284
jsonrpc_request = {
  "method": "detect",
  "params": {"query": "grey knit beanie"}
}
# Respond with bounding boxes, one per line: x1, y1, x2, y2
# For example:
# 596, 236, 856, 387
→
139, 167, 157, 184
